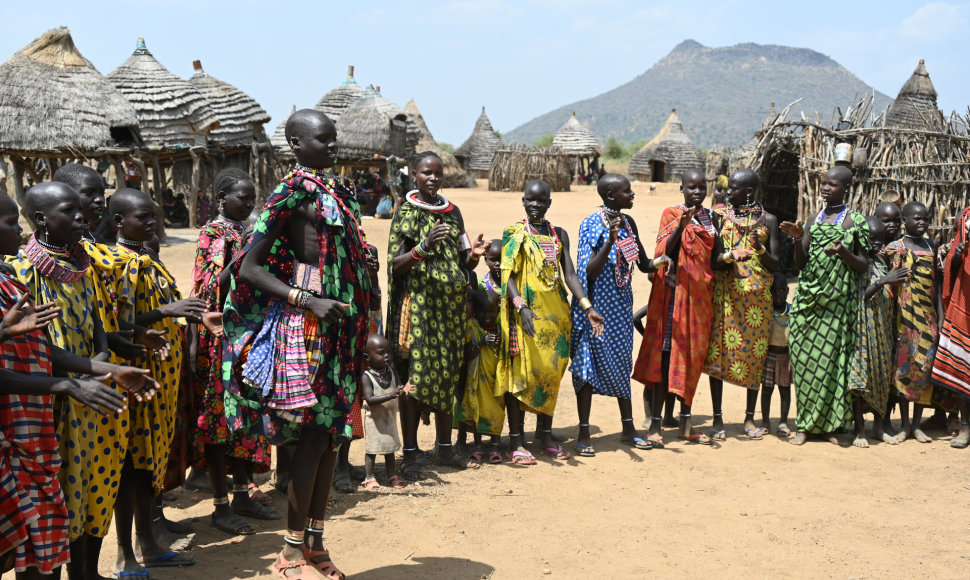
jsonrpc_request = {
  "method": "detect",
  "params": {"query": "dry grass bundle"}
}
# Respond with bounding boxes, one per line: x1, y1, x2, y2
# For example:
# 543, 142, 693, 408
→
314, 66, 364, 123
0, 27, 139, 153
337, 92, 409, 162
488, 145, 572, 192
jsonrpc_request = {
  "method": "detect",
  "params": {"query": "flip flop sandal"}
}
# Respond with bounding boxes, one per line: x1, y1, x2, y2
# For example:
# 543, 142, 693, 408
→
387, 475, 407, 489
248, 482, 273, 506
469, 450, 484, 465
302, 547, 345, 580
362, 477, 381, 492
620, 437, 653, 450
210, 512, 256, 536
682, 432, 713, 445
745, 429, 765, 440
115, 570, 149, 579
399, 459, 426, 481
646, 434, 665, 449
507, 450, 538, 465
776, 426, 791, 437
574, 442, 596, 457
140, 551, 195, 568
488, 450, 504, 464
541, 445, 571, 460
710, 430, 727, 442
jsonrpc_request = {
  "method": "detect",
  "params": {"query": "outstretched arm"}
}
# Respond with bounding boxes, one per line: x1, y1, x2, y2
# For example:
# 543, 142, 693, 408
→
558, 227, 604, 337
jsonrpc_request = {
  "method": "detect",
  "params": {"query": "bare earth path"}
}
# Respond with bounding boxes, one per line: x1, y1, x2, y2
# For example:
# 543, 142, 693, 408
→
6, 182, 966, 579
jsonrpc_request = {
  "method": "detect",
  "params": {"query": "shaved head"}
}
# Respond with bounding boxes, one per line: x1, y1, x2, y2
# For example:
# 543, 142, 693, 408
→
730, 168, 760, 189
597, 173, 628, 199
681, 168, 705, 185
108, 187, 152, 216
827, 165, 853, 187
285, 108, 335, 143
25, 182, 78, 224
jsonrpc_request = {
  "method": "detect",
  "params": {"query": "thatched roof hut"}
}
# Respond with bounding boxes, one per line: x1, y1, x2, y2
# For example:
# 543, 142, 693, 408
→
748, 87, 970, 241
188, 59, 270, 146
270, 105, 295, 150
553, 112, 601, 157
336, 90, 409, 164
489, 145, 572, 192
0, 27, 139, 155
629, 109, 704, 182
886, 60, 945, 131
314, 66, 364, 123
107, 38, 218, 147
403, 99, 472, 188
455, 106, 504, 178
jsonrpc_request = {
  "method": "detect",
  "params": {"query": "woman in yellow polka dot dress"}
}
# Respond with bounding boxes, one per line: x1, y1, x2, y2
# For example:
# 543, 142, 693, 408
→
8, 182, 130, 578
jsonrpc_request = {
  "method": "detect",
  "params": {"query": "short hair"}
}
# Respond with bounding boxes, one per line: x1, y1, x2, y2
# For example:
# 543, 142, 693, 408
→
24, 182, 77, 219
109, 188, 152, 216
680, 168, 706, 185
865, 215, 885, 234
597, 173, 627, 199
411, 151, 442, 173
285, 108, 334, 143
730, 168, 760, 189
488, 238, 502, 253
875, 201, 901, 216
902, 201, 928, 218
525, 179, 550, 195
771, 271, 787, 288
52, 163, 101, 190
828, 165, 853, 186
213, 168, 252, 197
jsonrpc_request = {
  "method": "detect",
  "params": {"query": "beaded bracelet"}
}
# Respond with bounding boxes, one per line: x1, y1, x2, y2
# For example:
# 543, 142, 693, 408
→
297, 290, 311, 309
512, 296, 527, 312
411, 242, 431, 260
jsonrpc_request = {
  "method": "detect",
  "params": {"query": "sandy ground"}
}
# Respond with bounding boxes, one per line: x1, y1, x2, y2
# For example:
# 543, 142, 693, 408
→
7, 180, 970, 579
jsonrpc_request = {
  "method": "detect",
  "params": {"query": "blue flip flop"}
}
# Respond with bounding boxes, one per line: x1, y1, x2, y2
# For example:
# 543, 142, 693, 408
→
116, 569, 149, 578
141, 551, 195, 568
575, 442, 595, 457
620, 436, 653, 450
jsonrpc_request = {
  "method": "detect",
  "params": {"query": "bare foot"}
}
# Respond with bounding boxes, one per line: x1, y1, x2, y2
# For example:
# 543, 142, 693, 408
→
789, 432, 807, 445
776, 422, 791, 437
951, 425, 970, 449
873, 428, 898, 445
948, 414, 961, 436
852, 434, 870, 448
825, 433, 840, 446
894, 430, 909, 443
913, 428, 932, 443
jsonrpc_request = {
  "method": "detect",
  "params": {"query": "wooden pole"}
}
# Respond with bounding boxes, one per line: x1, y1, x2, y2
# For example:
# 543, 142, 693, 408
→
12, 159, 28, 222
188, 148, 201, 229
0, 156, 7, 197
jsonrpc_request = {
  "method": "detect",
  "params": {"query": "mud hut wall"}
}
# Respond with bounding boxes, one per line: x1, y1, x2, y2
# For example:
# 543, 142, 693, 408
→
488, 147, 571, 192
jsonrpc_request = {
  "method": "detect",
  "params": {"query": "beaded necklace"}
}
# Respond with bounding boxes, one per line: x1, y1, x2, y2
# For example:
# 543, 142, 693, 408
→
598, 206, 639, 287
816, 204, 848, 227
405, 189, 453, 213
294, 170, 368, 247
902, 234, 932, 251
482, 272, 499, 293
522, 218, 562, 288
726, 202, 765, 249
23, 237, 92, 332
772, 303, 790, 327
35, 236, 69, 254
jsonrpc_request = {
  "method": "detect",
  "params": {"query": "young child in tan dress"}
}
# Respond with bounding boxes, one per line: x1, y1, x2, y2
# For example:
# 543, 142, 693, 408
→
361, 334, 410, 491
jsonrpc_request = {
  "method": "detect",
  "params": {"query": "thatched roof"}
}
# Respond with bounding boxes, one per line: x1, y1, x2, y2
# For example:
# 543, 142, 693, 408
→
271, 105, 295, 150
454, 107, 504, 172
404, 98, 471, 188
0, 27, 139, 153
107, 38, 218, 147
629, 109, 704, 182
188, 60, 269, 146
336, 91, 409, 162
314, 65, 364, 123
553, 112, 600, 156
886, 59, 945, 131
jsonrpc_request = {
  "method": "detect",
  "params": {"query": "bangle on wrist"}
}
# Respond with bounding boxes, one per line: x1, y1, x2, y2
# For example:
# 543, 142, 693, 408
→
755, 245, 767, 255
579, 297, 593, 311
651, 257, 665, 269
287, 288, 299, 306
512, 295, 527, 312
722, 251, 735, 264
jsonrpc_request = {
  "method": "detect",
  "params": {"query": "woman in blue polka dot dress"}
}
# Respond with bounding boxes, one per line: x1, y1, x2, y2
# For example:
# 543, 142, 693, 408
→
569, 175, 669, 456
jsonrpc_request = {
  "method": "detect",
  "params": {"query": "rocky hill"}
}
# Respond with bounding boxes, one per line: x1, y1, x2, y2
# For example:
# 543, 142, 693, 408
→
504, 40, 893, 149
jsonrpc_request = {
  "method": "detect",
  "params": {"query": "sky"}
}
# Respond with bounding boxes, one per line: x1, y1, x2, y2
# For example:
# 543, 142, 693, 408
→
1, 1, 967, 146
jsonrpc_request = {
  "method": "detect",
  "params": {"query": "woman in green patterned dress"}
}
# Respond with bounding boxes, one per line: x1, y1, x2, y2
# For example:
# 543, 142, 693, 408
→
387, 152, 485, 478
780, 166, 870, 446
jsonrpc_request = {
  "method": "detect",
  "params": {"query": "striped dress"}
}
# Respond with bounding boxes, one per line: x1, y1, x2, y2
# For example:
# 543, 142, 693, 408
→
0, 273, 70, 574
932, 207, 970, 400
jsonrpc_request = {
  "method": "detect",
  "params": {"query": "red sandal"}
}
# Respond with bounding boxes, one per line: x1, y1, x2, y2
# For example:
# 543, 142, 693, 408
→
272, 550, 313, 579
302, 547, 345, 580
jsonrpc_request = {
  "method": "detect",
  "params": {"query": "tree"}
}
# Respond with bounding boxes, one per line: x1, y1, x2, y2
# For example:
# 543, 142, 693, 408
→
604, 137, 625, 159
534, 134, 554, 148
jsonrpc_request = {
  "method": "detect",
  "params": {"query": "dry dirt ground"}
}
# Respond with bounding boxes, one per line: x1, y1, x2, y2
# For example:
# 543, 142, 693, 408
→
7, 181, 969, 579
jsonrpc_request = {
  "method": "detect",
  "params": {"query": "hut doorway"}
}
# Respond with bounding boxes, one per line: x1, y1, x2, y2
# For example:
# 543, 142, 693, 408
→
650, 161, 665, 182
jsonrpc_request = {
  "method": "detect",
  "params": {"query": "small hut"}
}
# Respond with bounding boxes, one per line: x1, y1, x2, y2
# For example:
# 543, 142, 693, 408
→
314, 65, 365, 123
454, 107, 504, 179
107, 38, 218, 199
403, 98, 472, 188
748, 60, 970, 240
187, 59, 273, 223
270, 106, 294, 151
628, 109, 704, 182
488, 145, 572, 192
553, 112, 601, 180
0, 27, 140, 215
335, 88, 410, 169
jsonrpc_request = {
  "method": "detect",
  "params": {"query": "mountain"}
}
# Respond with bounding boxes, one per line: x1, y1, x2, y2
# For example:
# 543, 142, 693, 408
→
504, 40, 893, 149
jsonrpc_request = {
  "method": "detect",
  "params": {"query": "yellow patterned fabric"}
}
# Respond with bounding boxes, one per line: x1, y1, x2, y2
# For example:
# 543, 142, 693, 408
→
456, 319, 506, 436
496, 221, 571, 416
110, 245, 183, 495
8, 247, 127, 540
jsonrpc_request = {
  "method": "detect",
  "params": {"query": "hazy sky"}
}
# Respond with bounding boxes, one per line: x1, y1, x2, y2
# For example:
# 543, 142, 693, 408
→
1, 1, 966, 146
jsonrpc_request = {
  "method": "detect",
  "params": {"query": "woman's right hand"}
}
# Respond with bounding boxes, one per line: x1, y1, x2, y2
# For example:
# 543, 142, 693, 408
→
307, 297, 350, 325
423, 219, 451, 250
779, 220, 804, 240
159, 297, 208, 322
882, 266, 910, 285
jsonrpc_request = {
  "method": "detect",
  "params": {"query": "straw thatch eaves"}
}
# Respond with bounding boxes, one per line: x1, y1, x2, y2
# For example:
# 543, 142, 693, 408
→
271, 105, 296, 150
885, 59, 945, 131
404, 98, 472, 188
314, 66, 364, 123
188, 60, 270, 146
107, 38, 218, 148
629, 109, 704, 182
553, 112, 601, 157
0, 27, 139, 154
336, 90, 410, 163
455, 106, 504, 177
489, 145, 572, 192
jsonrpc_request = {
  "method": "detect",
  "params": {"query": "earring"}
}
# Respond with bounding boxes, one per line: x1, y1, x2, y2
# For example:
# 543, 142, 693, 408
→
218, 199, 225, 215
